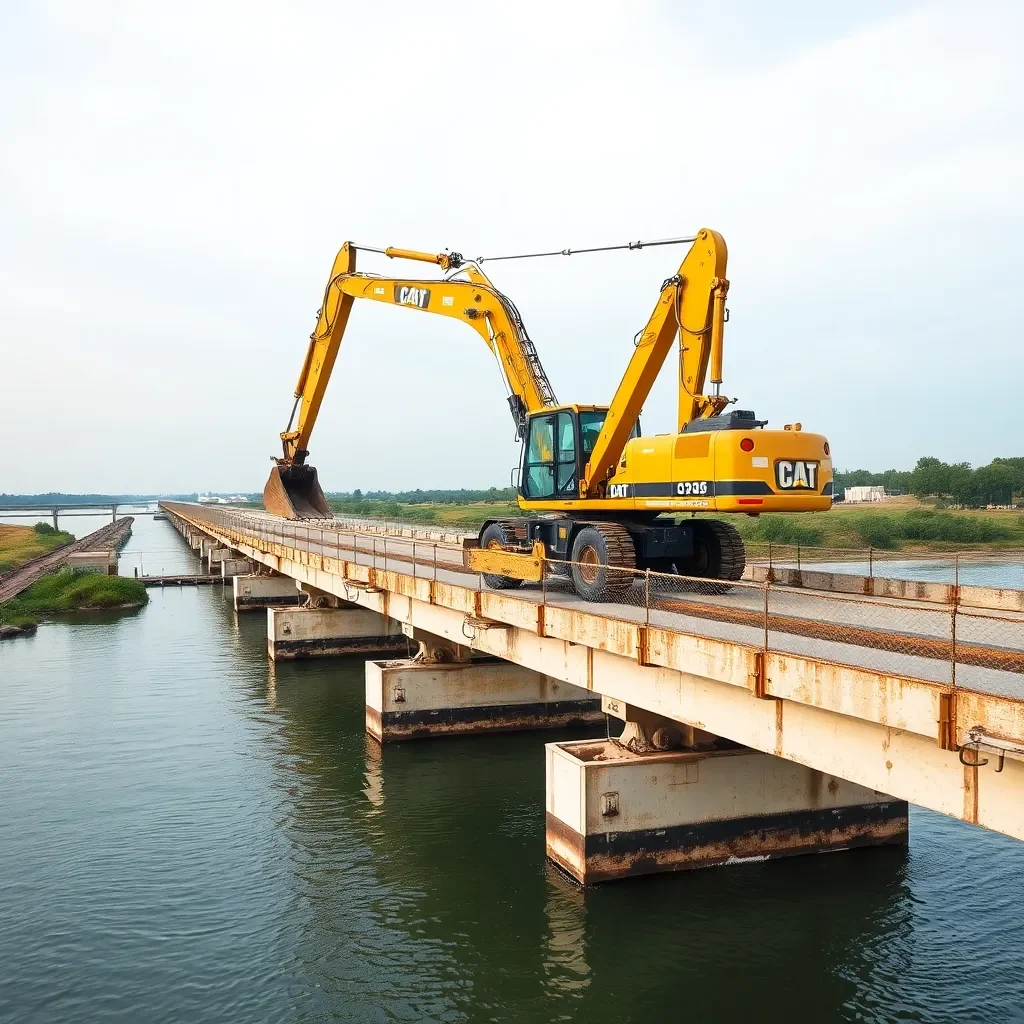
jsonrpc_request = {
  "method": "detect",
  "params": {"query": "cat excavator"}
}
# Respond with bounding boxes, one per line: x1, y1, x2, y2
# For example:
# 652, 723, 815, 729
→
264, 229, 833, 598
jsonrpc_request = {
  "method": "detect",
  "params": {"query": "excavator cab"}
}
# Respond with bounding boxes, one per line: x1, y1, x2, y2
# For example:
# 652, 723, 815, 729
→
517, 406, 639, 502
263, 463, 332, 519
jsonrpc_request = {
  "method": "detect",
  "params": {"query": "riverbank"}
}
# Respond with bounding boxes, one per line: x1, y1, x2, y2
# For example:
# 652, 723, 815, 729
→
0, 516, 136, 605
0, 523, 75, 573
0, 569, 148, 638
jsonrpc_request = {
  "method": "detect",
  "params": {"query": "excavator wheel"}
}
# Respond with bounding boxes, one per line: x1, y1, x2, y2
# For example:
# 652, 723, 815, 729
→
682, 519, 746, 588
569, 522, 637, 602
478, 522, 525, 590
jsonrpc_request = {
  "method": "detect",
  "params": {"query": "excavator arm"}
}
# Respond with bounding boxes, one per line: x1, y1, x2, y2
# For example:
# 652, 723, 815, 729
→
580, 228, 730, 496
266, 244, 558, 518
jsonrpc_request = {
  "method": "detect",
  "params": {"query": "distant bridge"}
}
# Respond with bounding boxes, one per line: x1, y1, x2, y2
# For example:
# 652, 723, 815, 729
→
0, 502, 153, 528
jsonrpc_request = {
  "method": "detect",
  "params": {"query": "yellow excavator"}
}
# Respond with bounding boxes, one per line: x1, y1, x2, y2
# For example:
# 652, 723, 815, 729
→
264, 229, 832, 598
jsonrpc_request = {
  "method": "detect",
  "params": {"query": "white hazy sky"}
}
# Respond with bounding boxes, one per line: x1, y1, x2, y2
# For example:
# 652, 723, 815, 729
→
1, 0, 1021, 494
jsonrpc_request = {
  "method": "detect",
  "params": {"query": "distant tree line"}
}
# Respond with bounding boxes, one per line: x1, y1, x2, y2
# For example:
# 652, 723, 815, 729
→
325, 488, 516, 504
325, 487, 517, 517
0, 492, 199, 506
836, 457, 1024, 506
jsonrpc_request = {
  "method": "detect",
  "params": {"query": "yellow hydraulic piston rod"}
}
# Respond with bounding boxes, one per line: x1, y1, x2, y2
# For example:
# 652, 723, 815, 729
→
355, 243, 465, 272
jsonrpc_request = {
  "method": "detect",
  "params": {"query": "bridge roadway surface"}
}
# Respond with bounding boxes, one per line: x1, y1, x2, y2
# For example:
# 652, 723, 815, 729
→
241, 511, 1024, 700
161, 502, 1024, 843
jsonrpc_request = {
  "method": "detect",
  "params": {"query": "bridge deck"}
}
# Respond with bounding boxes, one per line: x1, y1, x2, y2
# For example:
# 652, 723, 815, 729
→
160, 502, 1024, 844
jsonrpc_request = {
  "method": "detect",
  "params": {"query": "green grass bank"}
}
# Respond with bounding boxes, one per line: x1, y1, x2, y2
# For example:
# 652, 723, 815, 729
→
0, 522, 76, 573
0, 569, 148, 634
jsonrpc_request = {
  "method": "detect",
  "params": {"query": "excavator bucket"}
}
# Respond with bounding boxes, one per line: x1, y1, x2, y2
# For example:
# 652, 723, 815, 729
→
263, 464, 332, 520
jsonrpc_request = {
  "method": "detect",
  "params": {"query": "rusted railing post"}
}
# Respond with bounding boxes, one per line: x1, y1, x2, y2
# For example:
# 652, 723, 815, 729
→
412, 541, 417, 579
951, 553, 960, 687
645, 569, 651, 626
797, 544, 802, 572
868, 546, 874, 578
763, 577, 770, 653
768, 541, 773, 576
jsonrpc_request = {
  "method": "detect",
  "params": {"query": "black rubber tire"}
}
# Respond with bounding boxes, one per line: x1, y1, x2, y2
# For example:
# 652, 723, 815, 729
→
684, 519, 746, 582
478, 522, 524, 590
569, 523, 637, 602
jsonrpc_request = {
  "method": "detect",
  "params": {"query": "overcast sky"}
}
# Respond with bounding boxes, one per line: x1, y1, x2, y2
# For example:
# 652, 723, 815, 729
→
2, 1, 1021, 494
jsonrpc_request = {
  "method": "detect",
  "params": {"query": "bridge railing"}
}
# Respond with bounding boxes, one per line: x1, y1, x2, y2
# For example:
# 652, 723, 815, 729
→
162, 504, 1024, 699
746, 541, 1024, 590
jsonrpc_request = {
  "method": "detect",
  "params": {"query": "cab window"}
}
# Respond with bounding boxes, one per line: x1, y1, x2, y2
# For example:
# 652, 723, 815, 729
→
556, 413, 576, 494
523, 415, 556, 498
579, 410, 639, 454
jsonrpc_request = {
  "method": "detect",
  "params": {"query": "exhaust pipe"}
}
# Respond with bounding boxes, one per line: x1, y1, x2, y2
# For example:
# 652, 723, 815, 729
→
263, 464, 332, 520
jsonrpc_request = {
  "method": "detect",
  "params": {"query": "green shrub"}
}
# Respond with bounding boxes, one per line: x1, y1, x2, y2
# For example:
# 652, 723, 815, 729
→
33, 522, 57, 534
854, 515, 901, 549
849, 509, 1011, 549
898, 509, 1010, 544
734, 515, 824, 547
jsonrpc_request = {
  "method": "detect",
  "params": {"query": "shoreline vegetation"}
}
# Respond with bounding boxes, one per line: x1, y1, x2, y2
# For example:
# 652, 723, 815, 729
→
0, 522, 76, 573
0, 569, 148, 639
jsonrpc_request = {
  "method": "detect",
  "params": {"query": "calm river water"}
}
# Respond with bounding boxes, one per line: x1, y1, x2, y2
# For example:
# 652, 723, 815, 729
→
1, 512, 1024, 1022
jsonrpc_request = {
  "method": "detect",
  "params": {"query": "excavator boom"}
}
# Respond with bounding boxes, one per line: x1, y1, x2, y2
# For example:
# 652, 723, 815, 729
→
580, 228, 729, 496
264, 244, 557, 518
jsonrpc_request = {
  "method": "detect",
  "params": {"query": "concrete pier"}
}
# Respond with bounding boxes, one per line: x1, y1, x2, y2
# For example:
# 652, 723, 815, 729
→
365, 659, 603, 742
233, 574, 303, 611
545, 740, 908, 885
207, 547, 233, 572
267, 606, 406, 660
220, 557, 255, 578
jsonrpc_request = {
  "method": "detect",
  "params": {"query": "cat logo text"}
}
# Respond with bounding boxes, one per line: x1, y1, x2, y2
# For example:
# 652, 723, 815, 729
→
394, 286, 431, 309
775, 460, 820, 490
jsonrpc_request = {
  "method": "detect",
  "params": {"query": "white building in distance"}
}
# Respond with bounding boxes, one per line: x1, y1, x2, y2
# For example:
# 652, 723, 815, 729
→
844, 485, 886, 503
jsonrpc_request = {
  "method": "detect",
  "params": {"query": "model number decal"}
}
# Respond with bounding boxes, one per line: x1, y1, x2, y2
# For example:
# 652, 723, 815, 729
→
775, 460, 819, 490
394, 285, 431, 308
676, 480, 710, 496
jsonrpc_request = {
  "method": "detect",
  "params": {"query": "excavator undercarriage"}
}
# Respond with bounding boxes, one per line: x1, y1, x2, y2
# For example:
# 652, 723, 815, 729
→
471, 514, 745, 600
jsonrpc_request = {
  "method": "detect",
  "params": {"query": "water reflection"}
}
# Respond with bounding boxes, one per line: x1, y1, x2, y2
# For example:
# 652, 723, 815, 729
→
542, 866, 590, 1003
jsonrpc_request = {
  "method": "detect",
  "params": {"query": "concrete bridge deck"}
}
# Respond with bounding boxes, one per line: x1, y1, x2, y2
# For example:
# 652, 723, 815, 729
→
160, 501, 1024, 847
